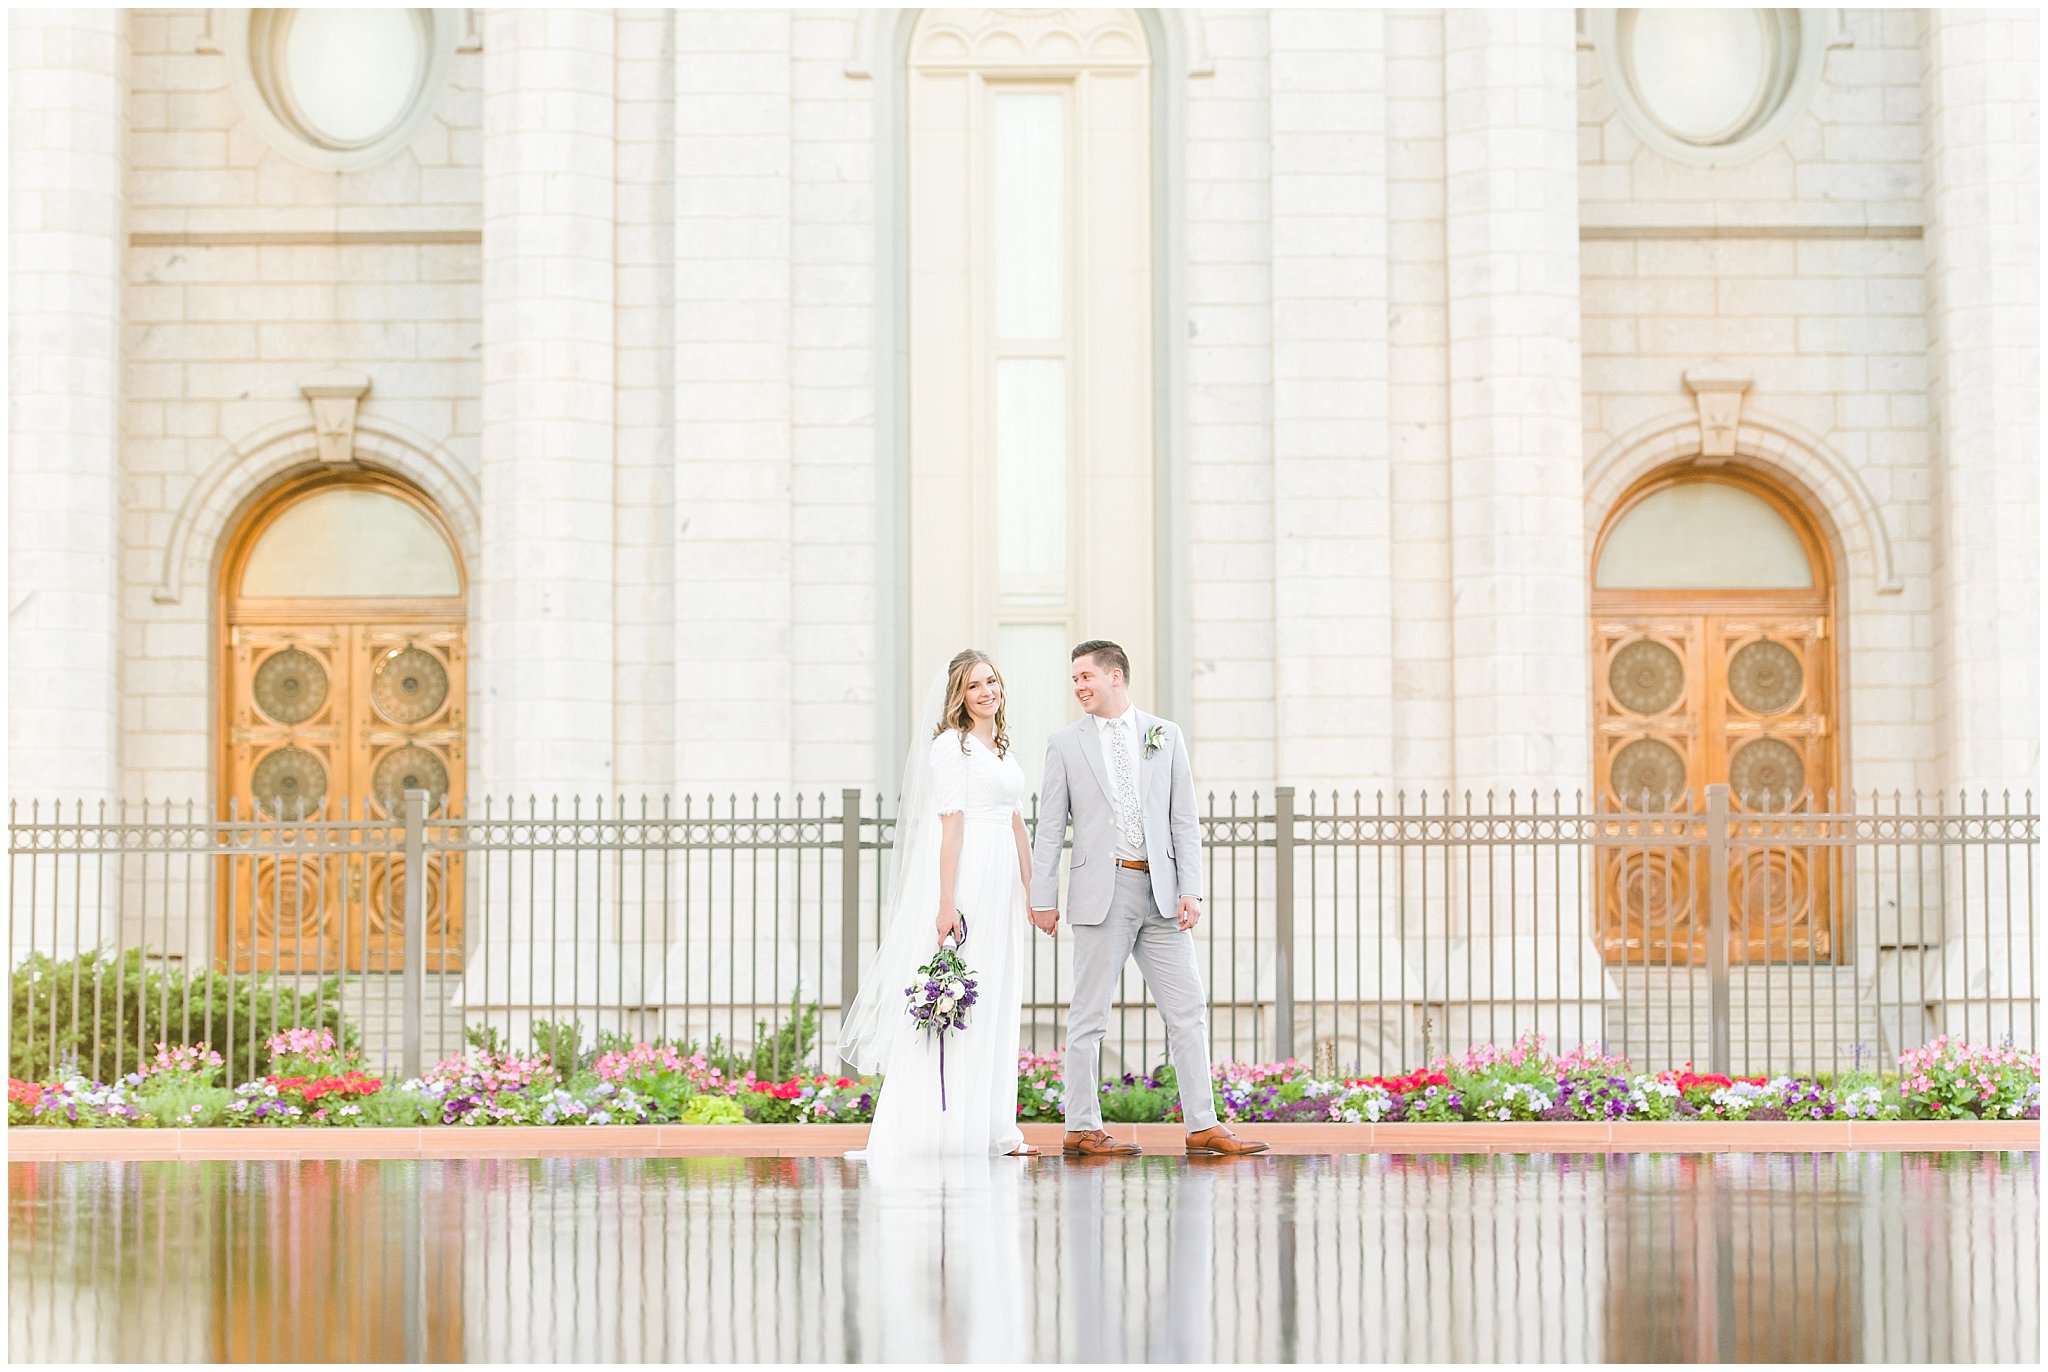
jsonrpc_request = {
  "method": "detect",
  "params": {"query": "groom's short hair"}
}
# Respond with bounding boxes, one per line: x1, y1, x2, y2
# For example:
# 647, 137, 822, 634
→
1072, 639, 1131, 683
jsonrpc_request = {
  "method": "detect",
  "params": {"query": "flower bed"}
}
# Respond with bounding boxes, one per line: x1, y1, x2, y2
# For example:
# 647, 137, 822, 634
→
7, 1032, 2037, 1130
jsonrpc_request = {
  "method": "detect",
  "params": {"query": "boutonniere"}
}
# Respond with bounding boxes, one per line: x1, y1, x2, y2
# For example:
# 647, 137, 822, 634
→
1142, 724, 1167, 759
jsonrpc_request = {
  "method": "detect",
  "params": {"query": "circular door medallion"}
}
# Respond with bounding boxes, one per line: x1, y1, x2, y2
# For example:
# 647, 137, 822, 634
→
1730, 737, 1806, 808
251, 745, 328, 818
1614, 850, 1694, 934
252, 647, 329, 725
1609, 639, 1685, 715
373, 745, 449, 815
1611, 738, 1687, 809
371, 645, 449, 724
1728, 639, 1803, 715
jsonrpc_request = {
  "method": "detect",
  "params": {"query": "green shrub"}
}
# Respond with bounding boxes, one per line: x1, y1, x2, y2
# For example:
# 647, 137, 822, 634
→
525, 991, 826, 1082
623, 1069, 696, 1123
528, 1020, 586, 1072
10, 949, 355, 1087
137, 1080, 232, 1129
678, 1094, 747, 1125
353, 1084, 431, 1127
1100, 1080, 1173, 1124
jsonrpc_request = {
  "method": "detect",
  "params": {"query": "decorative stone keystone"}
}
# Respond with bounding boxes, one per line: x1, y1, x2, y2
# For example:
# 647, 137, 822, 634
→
300, 370, 371, 464
1684, 363, 1752, 461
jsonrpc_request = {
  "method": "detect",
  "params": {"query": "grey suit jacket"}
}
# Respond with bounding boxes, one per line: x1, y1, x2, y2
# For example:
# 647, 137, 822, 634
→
1029, 710, 1205, 926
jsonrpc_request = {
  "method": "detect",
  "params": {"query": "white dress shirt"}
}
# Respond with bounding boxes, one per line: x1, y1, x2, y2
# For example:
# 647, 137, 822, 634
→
1094, 705, 1147, 861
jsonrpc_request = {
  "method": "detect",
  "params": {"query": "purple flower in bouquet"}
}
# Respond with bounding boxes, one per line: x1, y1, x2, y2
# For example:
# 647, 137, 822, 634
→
905, 918, 979, 1111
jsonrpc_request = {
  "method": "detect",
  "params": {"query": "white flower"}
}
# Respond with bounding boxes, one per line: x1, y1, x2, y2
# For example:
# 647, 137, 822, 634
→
937, 995, 956, 1013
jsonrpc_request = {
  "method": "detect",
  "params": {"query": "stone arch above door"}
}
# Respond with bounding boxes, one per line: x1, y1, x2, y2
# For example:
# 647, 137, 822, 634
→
1585, 410, 1902, 597
155, 413, 479, 606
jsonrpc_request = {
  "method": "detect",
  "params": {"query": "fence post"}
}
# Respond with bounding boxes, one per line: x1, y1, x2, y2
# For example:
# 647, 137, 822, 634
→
1273, 785, 1296, 1062
1705, 783, 1732, 1076
402, 789, 427, 1080
841, 787, 863, 1012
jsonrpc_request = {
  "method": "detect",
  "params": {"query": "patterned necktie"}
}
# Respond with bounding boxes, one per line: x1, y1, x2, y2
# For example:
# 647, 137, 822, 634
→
1112, 719, 1144, 854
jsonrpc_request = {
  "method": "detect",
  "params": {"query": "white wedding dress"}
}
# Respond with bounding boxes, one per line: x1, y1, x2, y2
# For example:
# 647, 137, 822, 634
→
843, 720, 1029, 1159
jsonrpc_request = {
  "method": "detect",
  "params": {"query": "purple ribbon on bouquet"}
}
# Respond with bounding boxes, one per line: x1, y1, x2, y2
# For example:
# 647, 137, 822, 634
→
940, 914, 966, 1112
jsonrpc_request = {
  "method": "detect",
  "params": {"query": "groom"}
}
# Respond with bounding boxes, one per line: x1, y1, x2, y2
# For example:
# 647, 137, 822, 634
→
1029, 641, 1268, 1157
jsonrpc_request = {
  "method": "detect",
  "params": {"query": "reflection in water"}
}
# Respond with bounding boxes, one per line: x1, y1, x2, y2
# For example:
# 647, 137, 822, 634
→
7, 1151, 2038, 1363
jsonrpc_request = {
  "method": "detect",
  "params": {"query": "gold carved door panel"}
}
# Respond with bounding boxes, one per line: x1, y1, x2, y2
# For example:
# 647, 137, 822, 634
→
222, 622, 465, 972
1594, 613, 1834, 965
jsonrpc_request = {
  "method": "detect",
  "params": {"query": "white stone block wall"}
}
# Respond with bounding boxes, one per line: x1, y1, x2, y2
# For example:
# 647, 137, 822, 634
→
790, 9, 880, 792
0, 3, 2033, 822
670, 8, 796, 793
1267, 9, 1393, 790
1443, 9, 1590, 796
614, 9, 679, 798
1183, 10, 1277, 789
1922, 9, 2041, 797
477, 7, 617, 798
9, 10, 127, 806
1576, 9, 1951, 800
115, 8, 483, 803
1385, 11, 1455, 801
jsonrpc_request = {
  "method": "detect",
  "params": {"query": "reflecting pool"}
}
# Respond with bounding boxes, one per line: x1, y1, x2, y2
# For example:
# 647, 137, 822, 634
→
8, 1151, 2038, 1363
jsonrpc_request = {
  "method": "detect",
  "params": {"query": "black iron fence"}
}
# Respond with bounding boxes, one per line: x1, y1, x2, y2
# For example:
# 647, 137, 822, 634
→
9, 785, 2036, 1082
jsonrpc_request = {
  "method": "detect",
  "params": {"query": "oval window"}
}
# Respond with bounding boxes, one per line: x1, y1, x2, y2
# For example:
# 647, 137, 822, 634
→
1595, 482, 1814, 591
1627, 9, 1775, 145
1589, 8, 1820, 166
242, 8, 446, 165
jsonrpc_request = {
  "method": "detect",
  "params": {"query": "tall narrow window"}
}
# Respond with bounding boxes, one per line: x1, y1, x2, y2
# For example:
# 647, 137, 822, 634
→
906, 9, 1154, 791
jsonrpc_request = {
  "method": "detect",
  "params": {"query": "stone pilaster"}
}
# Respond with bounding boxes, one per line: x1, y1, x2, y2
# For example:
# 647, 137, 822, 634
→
671, 10, 795, 793
1443, 9, 1589, 798
7, 9, 125, 809
1441, 11, 1608, 1027
477, 7, 617, 799
470, 8, 619, 1033
1268, 10, 1393, 789
1923, 9, 2041, 796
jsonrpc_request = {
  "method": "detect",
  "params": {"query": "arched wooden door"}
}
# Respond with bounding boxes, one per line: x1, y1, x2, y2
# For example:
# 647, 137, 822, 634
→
218, 472, 466, 972
1592, 470, 1838, 965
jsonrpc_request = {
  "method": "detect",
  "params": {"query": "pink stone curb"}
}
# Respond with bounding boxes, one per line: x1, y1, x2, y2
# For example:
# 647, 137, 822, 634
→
6, 1119, 2037, 1162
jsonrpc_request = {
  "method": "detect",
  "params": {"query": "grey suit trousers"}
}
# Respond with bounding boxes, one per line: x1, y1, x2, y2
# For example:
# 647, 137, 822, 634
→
1063, 865, 1219, 1133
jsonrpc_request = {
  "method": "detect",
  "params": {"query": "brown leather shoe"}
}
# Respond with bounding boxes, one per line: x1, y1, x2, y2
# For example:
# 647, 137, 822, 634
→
1184, 1125, 1269, 1156
1063, 1128, 1142, 1157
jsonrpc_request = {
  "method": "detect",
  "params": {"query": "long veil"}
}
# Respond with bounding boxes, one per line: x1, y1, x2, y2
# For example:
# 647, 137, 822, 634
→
838, 669, 949, 1074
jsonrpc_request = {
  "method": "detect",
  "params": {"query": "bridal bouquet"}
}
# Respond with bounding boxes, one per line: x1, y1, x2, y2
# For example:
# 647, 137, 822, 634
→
905, 917, 979, 1111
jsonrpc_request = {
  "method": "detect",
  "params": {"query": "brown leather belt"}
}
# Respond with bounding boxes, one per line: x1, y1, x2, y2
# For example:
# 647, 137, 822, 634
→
1115, 858, 1150, 872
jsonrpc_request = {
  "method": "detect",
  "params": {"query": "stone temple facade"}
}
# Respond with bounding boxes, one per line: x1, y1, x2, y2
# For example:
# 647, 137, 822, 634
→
5, 9, 2039, 1064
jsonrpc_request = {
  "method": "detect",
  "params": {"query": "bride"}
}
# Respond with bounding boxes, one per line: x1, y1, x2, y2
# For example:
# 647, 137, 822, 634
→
841, 650, 1038, 1158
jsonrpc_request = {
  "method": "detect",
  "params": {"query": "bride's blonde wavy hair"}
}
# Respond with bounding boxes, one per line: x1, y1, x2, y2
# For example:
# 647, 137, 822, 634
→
935, 648, 1010, 757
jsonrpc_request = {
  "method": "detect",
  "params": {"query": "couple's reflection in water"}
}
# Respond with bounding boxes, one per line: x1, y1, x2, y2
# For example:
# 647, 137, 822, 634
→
1064, 1157, 1216, 1364
849, 1153, 1218, 1363
10, 1153, 2037, 1363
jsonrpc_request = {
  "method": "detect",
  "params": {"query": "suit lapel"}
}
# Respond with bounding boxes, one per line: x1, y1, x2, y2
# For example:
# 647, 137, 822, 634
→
1074, 717, 1115, 807
1134, 710, 1167, 805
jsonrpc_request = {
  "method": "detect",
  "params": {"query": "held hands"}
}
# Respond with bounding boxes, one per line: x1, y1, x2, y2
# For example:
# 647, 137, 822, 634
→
1176, 896, 1203, 932
1028, 907, 1060, 938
